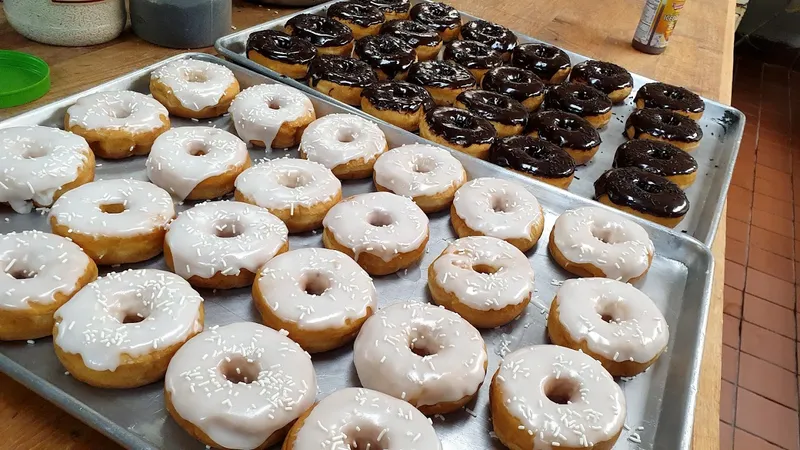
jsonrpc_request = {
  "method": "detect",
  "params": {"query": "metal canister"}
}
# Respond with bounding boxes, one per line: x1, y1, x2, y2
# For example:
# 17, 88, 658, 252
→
632, 0, 686, 55
130, 0, 232, 49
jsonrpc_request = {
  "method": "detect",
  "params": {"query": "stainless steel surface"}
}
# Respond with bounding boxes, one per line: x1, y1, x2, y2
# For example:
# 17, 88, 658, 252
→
0, 54, 713, 450
214, 0, 744, 246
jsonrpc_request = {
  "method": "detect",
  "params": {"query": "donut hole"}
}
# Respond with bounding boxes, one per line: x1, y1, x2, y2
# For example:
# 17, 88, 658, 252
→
99, 202, 127, 214
574, 89, 592, 100
647, 147, 673, 160
533, 45, 557, 59
665, 89, 685, 100
472, 263, 499, 275
266, 99, 282, 110
544, 377, 579, 405
220, 355, 261, 384
367, 210, 394, 227
186, 142, 209, 157
6, 266, 36, 280
490, 195, 512, 213
408, 329, 438, 358
342, 424, 390, 450
412, 156, 437, 174
300, 271, 332, 296
596, 301, 629, 323
213, 219, 244, 238
118, 304, 151, 325
277, 170, 310, 188
103, 105, 132, 119
558, 118, 581, 131
661, 114, 682, 126
183, 69, 209, 83
335, 128, 356, 143
449, 112, 476, 129
21, 145, 48, 159
635, 178, 663, 194
589, 224, 621, 245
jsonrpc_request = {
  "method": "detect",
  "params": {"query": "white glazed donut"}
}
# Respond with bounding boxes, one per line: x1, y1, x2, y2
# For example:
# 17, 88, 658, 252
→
164, 201, 289, 289
146, 127, 251, 201
53, 269, 204, 388
353, 302, 488, 414
253, 247, 377, 353
548, 277, 669, 377
165, 322, 317, 450
299, 113, 388, 179
490, 345, 626, 450
451, 177, 545, 252
428, 236, 535, 328
229, 84, 316, 149
234, 158, 342, 233
49, 179, 175, 265
283, 387, 443, 450
0, 126, 95, 214
150, 59, 240, 118
549, 206, 655, 282
322, 191, 430, 275
373, 144, 467, 213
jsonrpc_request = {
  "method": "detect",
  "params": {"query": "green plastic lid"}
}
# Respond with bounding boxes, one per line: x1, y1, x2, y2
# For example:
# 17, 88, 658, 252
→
0, 50, 50, 109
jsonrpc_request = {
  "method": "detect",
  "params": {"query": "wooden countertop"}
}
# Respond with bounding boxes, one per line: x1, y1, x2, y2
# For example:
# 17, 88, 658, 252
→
0, 0, 732, 448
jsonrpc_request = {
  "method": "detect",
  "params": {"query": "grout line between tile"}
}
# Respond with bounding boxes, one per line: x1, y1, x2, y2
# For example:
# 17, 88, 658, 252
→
786, 61, 800, 450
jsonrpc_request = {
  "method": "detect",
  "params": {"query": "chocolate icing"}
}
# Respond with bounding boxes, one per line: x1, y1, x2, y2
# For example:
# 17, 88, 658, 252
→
570, 60, 633, 96
489, 135, 575, 179
460, 20, 517, 54
625, 108, 703, 143
481, 66, 545, 103
362, 80, 435, 112
456, 90, 527, 127
286, 14, 354, 48
425, 106, 496, 146
328, 1, 384, 28
512, 43, 571, 81
407, 60, 476, 89
635, 82, 705, 114
612, 140, 698, 177
443, 40, 502, 70
544, 82, 612, 117
409, 2, 461, 32
308, 55, 377, 88
354, 34, 416, 79
595, 167, 690, 218
380, 19, 441, 48
246, 30, 317, 65
357, 0, 410, 14
527, 110, 601, 150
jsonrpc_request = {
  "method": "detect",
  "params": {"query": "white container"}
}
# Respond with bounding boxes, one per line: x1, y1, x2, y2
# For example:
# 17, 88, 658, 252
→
4, 0, 127, 47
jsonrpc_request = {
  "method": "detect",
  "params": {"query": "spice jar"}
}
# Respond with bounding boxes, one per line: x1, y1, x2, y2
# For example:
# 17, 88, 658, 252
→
130, 0, 232, 49
4, 0, 126, 47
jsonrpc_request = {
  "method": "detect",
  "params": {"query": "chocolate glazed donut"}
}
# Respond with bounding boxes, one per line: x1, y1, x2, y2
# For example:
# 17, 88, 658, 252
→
570, 60, 633, 104
285, 14, 355, 56
527, 110, 601, 164
354, 34, 417, 80
443, 40, 503, 83
380, 19, 442, 60
360, 80, 434, 131
481, 66, 545, 112
544, 82, 613, 128
308, 55, 377, 106
595, 167, 690, 228
512, 43, 572, 84
635, 82, 706, 120
407, 60, 477, 106
613, 140, 698, 189
409, 1, 462, 41
328, 1, 385, 39
624, 108, 703, 151
420, 106, 497, 159
358, 0, 411, 20
460, 20, 517, 60
246, 30, 318, 79
455, 89, 527, 137
489, 135, 576, 189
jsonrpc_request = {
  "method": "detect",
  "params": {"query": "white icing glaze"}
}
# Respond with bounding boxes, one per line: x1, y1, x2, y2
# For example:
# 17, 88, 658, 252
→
353, 302, 487, 407
255, 248, 376, 330
165, 322, 317, 450
322, 192, 429, 262
49, 179, 175, 238
299, 113, 387, 170
228, 84, 314, 148
65, 90, 168, 132
373, 144, 466, 198
0, 126, 92, 214
495, 345, 626, 449
452, 177, 543, 240
0, 231, 93, 311
53, 269, 203, 371
431, 236, 535, 311
151, 59, 237, 112
551, 206, 654, 282
146, 126, 249, 200
291, 387, 442, 450
234, 158, 341, 212
165, 201, 288, 280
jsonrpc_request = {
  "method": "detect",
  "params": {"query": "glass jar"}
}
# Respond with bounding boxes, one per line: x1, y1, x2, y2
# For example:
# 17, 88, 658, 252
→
4, 0, 126, 47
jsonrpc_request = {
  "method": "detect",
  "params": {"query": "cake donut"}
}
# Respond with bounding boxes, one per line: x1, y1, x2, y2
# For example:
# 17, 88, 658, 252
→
544, 82, 613, 129
49, 179, 175, 265
512, 43, 572, 84
285, 14, 354, 56
490, 345, 626, 450
322, 191, 429, 275
460, 19, 517, 60
163, 201, 289, 289
165, 322, 317, 450
359, 0, 411, 21
613, 139, 698, 189
0, 126, 95, 214
299, 113, 388, 179
455, 89, 528, 137
548, 278, 669, 377
488, 135, 576, 189
527, 110, 601, 164
406, 60, 477, 106
549, 206, 654, 282
283, 388, 442, 450
443, 40, 503, 83
481, 66, 545, 112
53, 269, 204, 388
328, 1, 385, 39
145, 127, 251, 201
354, 34, 417, 80
308, 55, 378, 106
624, 108, 703, 151
149, 59, 240, 119
570, 60, 634, 104
373, 144, 467, 213
450, 177, 544, 252
246, 30, 318, 79
380, 19, 442, 61
0, 231, 97, 341
64, 90, 170, 159
229, 84, 316, 149
360, 80, 434, 131
428, 236, 535, 328
353, 302, 488, 414
409, 1, 462, 42
635, 82, 705, 120
253, 248, 377, 353
420, 107, 496, 159
595, 167, 690, 228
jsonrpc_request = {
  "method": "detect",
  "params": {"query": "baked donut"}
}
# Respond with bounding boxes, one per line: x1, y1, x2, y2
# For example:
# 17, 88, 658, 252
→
443, 40, 503, 83
64, 90, 170, 159
624, 108, 703, 151
459, 19, 517, 61
149, 59, 240, 119
246, 30, 318, 79
549, 206, 654, 282
358, 0, 411, 21
635, 82, 705, 120
570, 59, 634, 104
490, 345, 625, 450
488, 135, 576, 189
420, 107, 496, 158
455, 89, 528, 137
548, 278, 669, 377
613, 139, 698, 189
234, 158, 342, 232
146, 127, 251, 201
322, 191, 429, 275
308, 55, 378, 106
428, 236, 535, 328
0, 126, 95, 214
165, 322, 316, 450
512, 43, 572, 84
481, 66, 545, 112
0, 231, 97, 341
409, 1, 461, 42
253, 247, 377, 353
360, 80, 434, 131
595, 167, 690, 228
285, 13, 354, 56
527, 110, 601, 164
353, 34, 417, 80
49, 179, 175, 265
53, 269, 203, 388
406, 60, 477, 106
229, 84, 316, 149
544, 82, 613, 128
328, 1, 385, 39
299, 113, 388, 179
380, 19, 442, 61
373, 143, 467, 213
353, 302, 488, 414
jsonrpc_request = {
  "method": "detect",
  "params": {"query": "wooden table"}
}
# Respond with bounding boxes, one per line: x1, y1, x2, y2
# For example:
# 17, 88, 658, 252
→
0, 0, 733, 448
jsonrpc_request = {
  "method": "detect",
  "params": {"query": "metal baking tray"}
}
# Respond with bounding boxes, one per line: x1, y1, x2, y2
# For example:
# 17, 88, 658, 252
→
214, 0, 744, 246
0, 53, 712, 450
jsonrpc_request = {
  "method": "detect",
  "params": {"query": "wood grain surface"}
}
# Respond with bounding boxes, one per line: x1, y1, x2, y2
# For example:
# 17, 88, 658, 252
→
0, 0, 733, 448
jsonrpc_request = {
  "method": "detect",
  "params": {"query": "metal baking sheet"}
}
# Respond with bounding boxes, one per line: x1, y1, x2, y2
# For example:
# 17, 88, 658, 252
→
214, 0, 744, 246
0, 53, 713, 450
